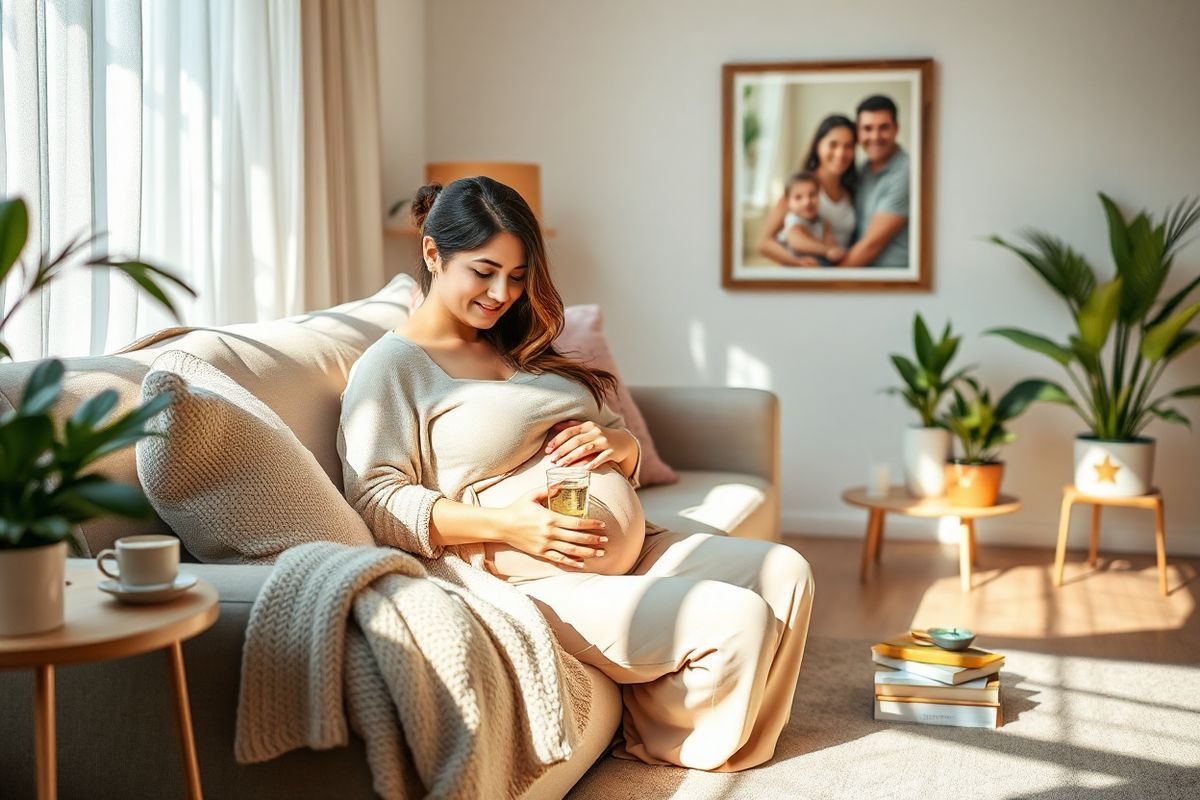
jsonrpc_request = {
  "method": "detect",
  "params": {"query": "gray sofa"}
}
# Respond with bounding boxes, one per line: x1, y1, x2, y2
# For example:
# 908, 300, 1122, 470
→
0, 275, 781, 799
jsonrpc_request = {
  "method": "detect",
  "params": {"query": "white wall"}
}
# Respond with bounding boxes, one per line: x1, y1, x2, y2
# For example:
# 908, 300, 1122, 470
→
416, 0, 1200, 554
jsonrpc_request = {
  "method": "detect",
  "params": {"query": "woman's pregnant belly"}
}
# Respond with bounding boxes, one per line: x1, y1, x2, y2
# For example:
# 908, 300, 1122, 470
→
475, 451, 645, 580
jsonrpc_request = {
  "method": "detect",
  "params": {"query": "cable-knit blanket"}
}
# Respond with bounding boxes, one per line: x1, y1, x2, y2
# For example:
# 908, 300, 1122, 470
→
234, 542, 592, 799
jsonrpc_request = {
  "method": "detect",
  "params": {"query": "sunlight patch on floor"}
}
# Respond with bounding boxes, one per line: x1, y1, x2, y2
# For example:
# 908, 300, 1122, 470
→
908, 563, 1195, 638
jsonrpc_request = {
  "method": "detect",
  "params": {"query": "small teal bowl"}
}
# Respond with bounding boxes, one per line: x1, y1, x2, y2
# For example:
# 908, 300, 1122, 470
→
926, 627, 977, 651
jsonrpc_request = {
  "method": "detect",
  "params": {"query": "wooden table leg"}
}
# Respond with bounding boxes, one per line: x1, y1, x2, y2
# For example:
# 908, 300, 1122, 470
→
34, 664, 55, 800
1154, 498, 1168, 597
873, 512, 886, 563
958, 518, 974, 592
1054, 491, 1074, 587
968, 522, 978, 567
167, 641, 203, 800
1089, 504, 1102, 567
860, 510, 882, 583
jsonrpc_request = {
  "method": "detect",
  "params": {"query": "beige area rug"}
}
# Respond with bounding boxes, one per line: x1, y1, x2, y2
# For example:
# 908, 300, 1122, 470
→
567, 637, 1200, 799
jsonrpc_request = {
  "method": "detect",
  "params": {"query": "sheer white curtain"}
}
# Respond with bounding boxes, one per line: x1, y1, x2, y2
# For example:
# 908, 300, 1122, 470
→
0, 0, 383, 361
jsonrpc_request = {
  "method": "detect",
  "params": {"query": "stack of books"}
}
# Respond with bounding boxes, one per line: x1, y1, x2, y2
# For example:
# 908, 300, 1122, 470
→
871, 632, 1004, 728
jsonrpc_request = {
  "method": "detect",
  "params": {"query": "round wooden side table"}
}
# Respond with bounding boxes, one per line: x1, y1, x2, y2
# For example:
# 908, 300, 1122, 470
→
0, 564, 219, 800
842, 486, 1023, 592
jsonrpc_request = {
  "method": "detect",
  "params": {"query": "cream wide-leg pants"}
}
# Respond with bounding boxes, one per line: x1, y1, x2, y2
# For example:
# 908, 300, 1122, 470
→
516, 529, 815, 772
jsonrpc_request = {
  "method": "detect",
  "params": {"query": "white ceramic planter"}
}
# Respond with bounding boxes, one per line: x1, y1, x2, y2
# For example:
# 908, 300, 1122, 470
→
0, 540, 67, 637
903, 426, 951, 498
1074, 436, 1155, 497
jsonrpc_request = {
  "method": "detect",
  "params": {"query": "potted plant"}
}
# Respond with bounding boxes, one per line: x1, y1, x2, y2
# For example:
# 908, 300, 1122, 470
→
886, 314, 970, 497
989, 193, 1200, 497
941, 378, 1053, 506
0, 197, 192, 636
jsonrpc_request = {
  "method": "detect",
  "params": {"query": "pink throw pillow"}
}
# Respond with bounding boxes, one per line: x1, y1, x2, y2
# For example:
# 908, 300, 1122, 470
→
405, 288, 677, 486
555, 305, 678, 487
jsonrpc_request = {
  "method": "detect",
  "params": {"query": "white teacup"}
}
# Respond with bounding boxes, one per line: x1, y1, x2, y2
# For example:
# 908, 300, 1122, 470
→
96, 535, 179, 589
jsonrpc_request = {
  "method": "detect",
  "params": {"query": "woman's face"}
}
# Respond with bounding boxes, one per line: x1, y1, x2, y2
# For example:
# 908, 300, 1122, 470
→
816, 126, 856, 176
427, 232, 528, 330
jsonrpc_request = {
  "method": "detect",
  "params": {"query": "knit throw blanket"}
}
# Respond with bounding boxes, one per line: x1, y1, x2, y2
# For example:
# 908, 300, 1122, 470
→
234, 542, 593, 799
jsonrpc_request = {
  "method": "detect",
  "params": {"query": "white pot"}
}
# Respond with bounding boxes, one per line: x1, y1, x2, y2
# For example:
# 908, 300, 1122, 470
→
1074, 436, 1155, 497
903, 426, 951, 498
0, 540, 67, 637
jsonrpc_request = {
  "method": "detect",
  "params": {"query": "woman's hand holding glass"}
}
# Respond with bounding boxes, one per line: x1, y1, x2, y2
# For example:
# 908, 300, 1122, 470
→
496, 485, 608, 569
543, 419, 635, 472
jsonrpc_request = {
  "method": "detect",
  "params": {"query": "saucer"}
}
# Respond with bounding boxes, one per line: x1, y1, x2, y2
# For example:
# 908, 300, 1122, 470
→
99, 574, 198, 605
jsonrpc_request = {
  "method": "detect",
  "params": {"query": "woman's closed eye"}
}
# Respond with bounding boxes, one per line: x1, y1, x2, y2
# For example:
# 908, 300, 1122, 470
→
472, 269, 525, 283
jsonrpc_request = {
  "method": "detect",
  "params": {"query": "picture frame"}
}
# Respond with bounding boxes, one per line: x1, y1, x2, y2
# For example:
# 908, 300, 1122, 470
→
721, 59, 935, 291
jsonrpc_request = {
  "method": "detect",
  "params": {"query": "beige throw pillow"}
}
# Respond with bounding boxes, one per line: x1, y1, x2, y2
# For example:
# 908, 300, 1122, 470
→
136, 350, 374, 564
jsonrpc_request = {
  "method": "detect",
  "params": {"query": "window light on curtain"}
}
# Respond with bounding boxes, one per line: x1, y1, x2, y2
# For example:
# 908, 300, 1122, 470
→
0, 0, 385, 362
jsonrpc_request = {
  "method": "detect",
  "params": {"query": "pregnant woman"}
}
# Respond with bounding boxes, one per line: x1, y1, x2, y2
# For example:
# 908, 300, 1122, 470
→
338, 176, 814, 771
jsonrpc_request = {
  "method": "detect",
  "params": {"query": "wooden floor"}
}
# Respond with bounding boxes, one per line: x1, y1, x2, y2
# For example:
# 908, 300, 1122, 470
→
783, 534, 1200, 663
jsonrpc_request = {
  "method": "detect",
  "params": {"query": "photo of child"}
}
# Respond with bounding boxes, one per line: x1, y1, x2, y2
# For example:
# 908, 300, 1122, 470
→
777, 171, 846, 266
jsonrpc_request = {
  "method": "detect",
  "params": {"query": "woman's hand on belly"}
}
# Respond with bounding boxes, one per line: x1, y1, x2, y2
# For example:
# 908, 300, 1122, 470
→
492, 485, 609, 570
544, 419, 637, 477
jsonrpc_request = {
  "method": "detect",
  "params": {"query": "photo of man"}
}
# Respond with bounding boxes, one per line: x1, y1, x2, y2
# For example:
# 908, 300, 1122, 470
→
841, 95, 909, 267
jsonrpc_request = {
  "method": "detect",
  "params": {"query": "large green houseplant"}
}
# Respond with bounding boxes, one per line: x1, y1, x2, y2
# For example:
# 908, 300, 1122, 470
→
989, 192, 1200, 497
886, 313, 969, 497
0, 197, 193, 635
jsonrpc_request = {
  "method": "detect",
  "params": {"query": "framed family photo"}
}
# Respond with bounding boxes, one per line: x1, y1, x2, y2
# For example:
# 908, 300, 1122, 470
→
721, 59, 935, 291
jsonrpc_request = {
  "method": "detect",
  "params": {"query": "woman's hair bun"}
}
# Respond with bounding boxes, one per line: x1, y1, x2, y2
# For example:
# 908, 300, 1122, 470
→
410, 182, 443, 230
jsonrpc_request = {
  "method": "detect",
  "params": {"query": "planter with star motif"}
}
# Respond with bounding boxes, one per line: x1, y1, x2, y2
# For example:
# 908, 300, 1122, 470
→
1073, 436, 1155, 497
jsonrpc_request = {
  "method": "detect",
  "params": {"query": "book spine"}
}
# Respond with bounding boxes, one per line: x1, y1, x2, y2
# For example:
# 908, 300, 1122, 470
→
871, 643, 1000, 669
874, 698, 999, 728
875, 688, 1000, 704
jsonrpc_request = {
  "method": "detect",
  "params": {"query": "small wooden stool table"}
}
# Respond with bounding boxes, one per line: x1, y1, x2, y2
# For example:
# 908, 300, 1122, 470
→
842, 486, 1022, 592
1054, 485, 1168, 595
0, 564, 219, 800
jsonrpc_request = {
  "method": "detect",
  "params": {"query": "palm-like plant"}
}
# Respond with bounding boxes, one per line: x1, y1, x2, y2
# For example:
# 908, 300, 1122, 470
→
0, 196, 193, 550
886, 314, 970, 427
988, 193, 1200, 440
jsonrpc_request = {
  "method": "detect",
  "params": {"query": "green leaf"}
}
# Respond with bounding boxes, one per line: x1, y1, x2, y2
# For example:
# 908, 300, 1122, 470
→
989, 231, 1096, 311
0, 197, 29, 284
87, 260, 195, 321
1141, 303, 1200, 363
0, 415, 54, 480
66, 481, 155, 519
1169, 385, 1200, 398
1099, 192, 1133, 275
30, 516, 71, 542
20, 359, 65, 416
995, 379, 1075, 421
890, 354, 922, 394
1147, 406, 1191, 428
986, 327, 1073, 366
1147, 273, 1200, 328
913, 315, 935, 369
0, 342, 10, 362
1077, 279, 1122, 352
69, 388, 119, 429
1166, 329, 1200, 359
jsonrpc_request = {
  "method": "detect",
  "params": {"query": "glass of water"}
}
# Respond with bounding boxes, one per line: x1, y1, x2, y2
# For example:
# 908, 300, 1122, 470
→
546, 466, 590, 518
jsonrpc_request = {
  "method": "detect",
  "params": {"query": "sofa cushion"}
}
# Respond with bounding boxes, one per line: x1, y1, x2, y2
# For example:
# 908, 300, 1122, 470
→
137, 351, 375, 564
0, 274, 415, 556
638, 470, 778, 542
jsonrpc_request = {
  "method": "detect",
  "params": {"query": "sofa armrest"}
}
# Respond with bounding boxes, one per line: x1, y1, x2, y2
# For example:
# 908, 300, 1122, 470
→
628, 386, 780, 486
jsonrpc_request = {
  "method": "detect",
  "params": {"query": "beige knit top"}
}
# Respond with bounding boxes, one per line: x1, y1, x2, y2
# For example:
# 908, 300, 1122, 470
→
338, 333, 644, 575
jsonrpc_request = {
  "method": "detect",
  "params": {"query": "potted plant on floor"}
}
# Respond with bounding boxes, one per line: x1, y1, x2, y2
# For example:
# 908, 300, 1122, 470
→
0, 197, 192, 636
989, 193, 1200, 497
886, 313, 970, 497
942, 378, 1055, 507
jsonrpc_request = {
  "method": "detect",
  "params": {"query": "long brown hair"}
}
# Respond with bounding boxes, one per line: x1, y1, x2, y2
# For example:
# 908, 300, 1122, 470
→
410, 177, 618, 406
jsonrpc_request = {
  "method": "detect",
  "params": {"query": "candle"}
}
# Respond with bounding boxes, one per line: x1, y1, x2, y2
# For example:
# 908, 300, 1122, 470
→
868, 463, 891, 498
